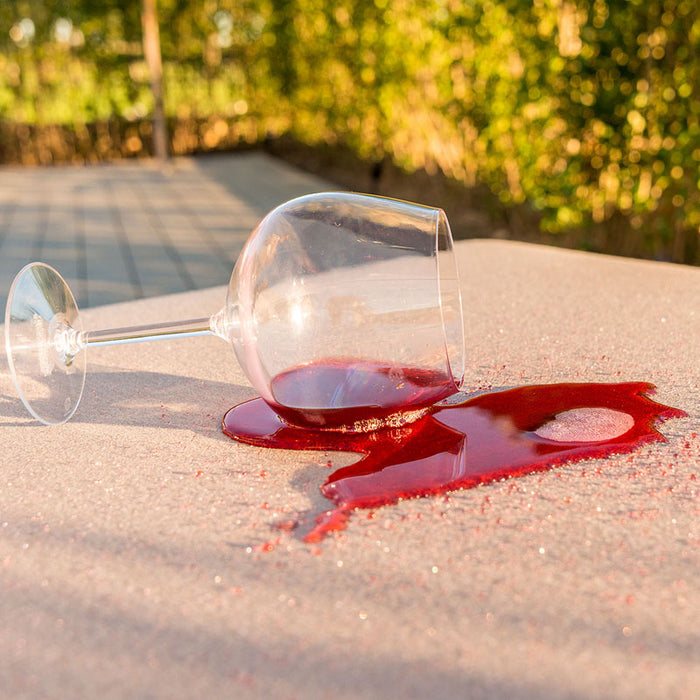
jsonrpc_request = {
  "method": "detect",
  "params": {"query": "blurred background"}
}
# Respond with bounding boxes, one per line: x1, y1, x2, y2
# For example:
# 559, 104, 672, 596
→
1, 0, 698, 265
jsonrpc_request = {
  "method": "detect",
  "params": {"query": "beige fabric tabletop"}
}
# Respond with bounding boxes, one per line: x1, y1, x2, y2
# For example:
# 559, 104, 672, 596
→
1, 240, 698, 699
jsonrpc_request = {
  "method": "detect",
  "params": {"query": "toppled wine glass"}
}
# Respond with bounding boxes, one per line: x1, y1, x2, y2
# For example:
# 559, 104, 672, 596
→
5, 192, 465, 432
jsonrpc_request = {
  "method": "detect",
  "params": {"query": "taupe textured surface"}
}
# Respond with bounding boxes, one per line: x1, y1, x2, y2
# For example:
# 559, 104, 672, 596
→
1, 240, 698, 699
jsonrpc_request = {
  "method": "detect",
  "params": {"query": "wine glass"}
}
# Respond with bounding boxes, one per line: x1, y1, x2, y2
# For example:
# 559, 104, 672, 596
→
5, 192, 465, 432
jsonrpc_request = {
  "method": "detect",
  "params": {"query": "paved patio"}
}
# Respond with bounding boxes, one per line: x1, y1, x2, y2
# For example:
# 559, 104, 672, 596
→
0, 152, 335, 311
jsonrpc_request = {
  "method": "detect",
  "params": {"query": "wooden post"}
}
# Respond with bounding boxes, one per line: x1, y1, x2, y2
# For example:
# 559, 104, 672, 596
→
141, 0, 168, 161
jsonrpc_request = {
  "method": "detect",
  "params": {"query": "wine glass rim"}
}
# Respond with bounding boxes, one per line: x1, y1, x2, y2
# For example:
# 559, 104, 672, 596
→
434, 209, 466, 391
291, 190, 443, 210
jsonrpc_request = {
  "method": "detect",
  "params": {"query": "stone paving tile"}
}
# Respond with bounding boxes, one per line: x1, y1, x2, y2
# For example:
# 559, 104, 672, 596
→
0, 152, 336, 312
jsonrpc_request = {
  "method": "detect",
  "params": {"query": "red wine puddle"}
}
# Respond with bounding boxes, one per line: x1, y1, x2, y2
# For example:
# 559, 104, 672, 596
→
222, 381, 686, 542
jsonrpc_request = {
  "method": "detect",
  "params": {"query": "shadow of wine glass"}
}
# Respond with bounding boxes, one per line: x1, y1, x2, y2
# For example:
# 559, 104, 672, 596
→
0, 363, 256, 438
0, 359, 350, 537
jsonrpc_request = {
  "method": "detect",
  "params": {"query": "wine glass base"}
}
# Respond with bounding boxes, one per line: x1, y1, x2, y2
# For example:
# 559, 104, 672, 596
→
5, 263, 86, 425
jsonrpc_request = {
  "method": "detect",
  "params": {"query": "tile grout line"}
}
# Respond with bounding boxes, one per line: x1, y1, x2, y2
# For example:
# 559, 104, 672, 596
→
0, 192, 19, 253
73, 183, 88, 308
102, 177, 144, 300
127, 175, 197, 292
166, 178, 237, 273
31, 182, 51, 262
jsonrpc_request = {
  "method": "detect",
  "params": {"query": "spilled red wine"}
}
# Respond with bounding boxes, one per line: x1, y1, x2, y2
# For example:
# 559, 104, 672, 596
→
222, 364, 686, 542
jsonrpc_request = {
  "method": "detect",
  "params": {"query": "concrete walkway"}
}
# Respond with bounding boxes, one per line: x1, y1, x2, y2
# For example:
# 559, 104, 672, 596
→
0, 152, 336, 311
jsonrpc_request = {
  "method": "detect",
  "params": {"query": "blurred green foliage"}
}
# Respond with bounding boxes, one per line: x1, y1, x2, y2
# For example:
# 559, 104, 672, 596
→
1, 0, 699, 258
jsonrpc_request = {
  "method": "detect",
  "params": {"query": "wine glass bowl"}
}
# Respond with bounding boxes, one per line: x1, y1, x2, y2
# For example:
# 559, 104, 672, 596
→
226, 192, 465, 429
5, 192, 465, 431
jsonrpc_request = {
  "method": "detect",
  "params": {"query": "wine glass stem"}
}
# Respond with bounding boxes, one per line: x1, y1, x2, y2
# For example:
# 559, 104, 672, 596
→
59, 307, 230, 359
84, 316, 214, 347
